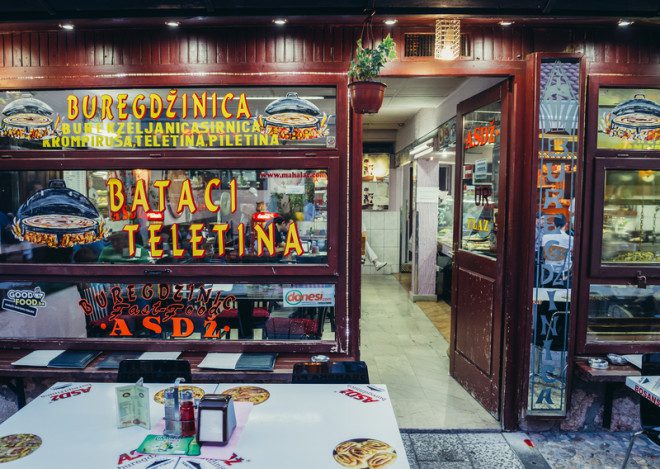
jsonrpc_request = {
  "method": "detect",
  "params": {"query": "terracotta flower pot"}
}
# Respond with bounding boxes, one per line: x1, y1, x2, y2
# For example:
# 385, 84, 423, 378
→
348, 81, 387, 114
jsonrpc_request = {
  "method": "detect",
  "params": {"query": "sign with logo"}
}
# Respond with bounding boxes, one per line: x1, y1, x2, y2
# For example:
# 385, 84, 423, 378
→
282, 286, 334, 307
1, 286, 46, 317
0, 87, 336, 150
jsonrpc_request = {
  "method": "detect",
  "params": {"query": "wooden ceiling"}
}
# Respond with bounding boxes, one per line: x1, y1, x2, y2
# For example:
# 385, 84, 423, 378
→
0, 1, 657, 22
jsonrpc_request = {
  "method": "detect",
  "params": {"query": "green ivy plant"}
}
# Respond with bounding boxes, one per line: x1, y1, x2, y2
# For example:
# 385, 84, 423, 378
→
348, 34, 397, 82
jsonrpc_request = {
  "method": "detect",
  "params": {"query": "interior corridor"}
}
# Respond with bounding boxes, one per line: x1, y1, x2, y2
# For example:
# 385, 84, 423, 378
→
360, 274, 500, 429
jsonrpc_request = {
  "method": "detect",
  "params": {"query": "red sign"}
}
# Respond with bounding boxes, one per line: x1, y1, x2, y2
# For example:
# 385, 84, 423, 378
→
464, 120, 500, 149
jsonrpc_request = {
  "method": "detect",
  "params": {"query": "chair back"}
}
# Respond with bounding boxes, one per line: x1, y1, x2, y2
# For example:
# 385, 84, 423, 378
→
640, 353, 660, 443
292, 361, 369, 384
117, 359, 192, 383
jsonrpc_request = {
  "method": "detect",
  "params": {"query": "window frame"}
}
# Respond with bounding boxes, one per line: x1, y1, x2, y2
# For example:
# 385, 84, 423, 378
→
0, 76, 350, 353
576, 74, 660, 354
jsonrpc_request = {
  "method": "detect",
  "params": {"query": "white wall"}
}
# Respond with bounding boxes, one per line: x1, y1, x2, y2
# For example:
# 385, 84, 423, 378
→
361, 211, 400, 275
395, 77, 504, 152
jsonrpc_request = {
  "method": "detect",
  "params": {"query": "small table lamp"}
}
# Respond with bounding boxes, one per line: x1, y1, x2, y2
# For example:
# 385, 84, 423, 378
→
196, 394, 237, 446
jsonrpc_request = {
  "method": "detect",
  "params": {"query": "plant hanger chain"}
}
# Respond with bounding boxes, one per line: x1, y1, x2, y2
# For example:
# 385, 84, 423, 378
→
359, 0, 377, 49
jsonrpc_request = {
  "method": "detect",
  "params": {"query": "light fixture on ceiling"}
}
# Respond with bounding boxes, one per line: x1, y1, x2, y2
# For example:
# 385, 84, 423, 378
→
59, 23, 74, 30
384, 19, 397, 26
410, 138, 434, 157
499, 20, 514, 26
435, 19, 461, 61
617, 19, 634, 27
273, 18, 287, 25
165, 21, 180, 28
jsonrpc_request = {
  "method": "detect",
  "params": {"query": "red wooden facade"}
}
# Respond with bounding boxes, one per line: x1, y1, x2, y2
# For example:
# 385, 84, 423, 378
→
0, 18, 657, 430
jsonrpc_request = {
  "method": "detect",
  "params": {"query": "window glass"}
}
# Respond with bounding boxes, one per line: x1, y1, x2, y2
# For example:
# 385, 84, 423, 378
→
601, 169, 658, 264
588, 284, 659, 343
0, 281, 336, 342
597, 87, 660, 152
460, 101, 501, 257
0, 87, 337, 150
0, 169, 329, 265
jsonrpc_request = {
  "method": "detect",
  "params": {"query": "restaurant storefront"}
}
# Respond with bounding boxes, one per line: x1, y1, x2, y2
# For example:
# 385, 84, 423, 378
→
0, 13, 657, 434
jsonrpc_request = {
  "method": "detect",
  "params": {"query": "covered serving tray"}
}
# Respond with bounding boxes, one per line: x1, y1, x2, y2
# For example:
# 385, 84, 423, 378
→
257, 92, 328, 141
11, 179, 107, 248
607, 94, 660, 141
0, 95, 58, 141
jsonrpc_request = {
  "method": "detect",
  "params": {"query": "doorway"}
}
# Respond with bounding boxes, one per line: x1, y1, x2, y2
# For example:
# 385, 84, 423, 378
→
360, 76, 511, 428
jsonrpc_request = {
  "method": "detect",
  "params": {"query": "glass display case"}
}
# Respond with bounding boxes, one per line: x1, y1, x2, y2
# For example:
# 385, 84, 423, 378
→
587, 284, 659, 343
437, 193, 454, 252
601, 169, 658, 265
580, 77, 659, 352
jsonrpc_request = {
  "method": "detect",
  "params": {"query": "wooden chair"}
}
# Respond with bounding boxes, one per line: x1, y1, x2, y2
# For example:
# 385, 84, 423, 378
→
117, 359, 192, 383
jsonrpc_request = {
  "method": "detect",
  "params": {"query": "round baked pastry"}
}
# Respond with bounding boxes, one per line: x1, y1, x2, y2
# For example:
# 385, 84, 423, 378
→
333, 439, 397, 469
0, 434, 42, 463
220, 386, 270, 405
367, 452, 398, 469
153, 386, 205, 404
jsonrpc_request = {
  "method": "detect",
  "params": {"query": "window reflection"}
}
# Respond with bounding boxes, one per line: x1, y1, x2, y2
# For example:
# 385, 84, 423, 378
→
0, 169, 329, 265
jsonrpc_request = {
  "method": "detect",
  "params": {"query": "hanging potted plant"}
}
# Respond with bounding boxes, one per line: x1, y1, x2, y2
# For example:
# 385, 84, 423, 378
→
348, 33, 397, 114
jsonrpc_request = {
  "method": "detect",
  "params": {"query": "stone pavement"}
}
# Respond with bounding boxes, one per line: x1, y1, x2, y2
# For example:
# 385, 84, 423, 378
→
401, 430, 659, 468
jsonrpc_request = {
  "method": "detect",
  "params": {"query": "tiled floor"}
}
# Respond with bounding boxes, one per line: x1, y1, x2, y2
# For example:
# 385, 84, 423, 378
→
394, 272, 452, 342
361, 274, 500, 430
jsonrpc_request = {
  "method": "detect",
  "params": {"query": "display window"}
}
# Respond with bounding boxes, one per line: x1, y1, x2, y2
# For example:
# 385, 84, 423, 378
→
0, 281, 336, 343
0, 80, 347, 352
0, 168, 330, 267
579, 76, 659, 352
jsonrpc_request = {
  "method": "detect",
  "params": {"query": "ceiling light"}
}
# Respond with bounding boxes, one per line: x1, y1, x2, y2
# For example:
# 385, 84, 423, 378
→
617, 19, 634, 27
273, 18, 287, 25
384, 19, 397, 26
165, 21, 180, 28
60, 23, 74, 30
499, 20, 514, 26
435, 19, 461, 61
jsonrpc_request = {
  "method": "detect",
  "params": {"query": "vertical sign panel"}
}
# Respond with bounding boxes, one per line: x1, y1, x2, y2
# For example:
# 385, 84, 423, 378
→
527, 58, 582, 416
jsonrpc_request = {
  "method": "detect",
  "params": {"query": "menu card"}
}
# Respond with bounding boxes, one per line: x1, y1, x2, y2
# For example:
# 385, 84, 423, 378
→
116, 383, 150, 429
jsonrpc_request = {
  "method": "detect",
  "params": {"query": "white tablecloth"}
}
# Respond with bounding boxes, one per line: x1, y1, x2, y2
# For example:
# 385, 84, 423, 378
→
0, 382, 409, 469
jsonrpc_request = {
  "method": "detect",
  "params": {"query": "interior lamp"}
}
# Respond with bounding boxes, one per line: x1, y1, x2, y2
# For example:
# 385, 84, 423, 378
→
435, 19, 461, 61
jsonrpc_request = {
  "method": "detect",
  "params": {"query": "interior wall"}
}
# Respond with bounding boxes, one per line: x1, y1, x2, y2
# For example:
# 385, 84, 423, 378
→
395, 77, 504, 152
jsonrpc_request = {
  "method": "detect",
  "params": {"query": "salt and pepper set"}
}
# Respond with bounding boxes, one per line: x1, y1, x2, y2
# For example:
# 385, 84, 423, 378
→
163, 379, 196, 437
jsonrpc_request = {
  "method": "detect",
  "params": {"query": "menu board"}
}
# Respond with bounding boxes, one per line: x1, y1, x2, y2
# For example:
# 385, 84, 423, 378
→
0, 87, 337, 150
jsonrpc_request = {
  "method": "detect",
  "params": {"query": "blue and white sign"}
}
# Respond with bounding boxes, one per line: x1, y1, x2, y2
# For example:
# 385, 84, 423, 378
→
282, 285, 335, 307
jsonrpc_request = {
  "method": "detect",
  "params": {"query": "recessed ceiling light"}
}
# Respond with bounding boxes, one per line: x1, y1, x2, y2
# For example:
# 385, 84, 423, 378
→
273, 18, 287, 25
165, 21, 180, 28
499, 20, 514, 26
618, 19, 634, 27
60, 23, 74, 30
384, 19, 397, 26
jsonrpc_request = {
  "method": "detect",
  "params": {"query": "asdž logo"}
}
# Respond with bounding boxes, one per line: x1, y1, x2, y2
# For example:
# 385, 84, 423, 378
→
337, 385, 387, 404
282, 286, 334, 308
41, 383, 92, 403
116, 451, 244, 468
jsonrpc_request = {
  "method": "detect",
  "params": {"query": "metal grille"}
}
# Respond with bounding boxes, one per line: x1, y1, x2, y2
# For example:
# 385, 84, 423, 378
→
404, 34, 435, 57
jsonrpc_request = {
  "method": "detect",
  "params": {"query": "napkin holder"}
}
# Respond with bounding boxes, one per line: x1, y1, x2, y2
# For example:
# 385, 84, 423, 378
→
196, 394, 236, 446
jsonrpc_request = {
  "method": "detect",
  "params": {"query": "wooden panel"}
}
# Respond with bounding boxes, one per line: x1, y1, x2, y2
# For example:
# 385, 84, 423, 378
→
455, 268, 496, 376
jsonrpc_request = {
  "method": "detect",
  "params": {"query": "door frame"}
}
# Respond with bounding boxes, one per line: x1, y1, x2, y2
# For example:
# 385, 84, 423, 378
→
373, 63, 527, 430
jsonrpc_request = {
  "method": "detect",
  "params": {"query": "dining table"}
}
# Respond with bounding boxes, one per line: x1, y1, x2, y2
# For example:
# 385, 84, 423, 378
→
626, 375, 660, 407
0, 381, 409, 469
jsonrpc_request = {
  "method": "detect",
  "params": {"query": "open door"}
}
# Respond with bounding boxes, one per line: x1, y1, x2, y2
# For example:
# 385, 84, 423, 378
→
450, 80, 510, 419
